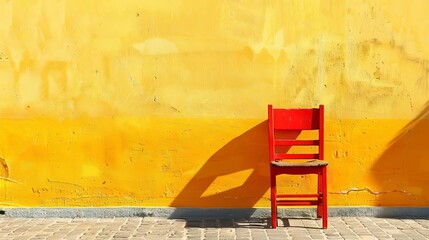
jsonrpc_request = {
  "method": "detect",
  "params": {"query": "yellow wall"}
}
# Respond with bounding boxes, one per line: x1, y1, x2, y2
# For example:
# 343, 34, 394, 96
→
1, 0, 429, 208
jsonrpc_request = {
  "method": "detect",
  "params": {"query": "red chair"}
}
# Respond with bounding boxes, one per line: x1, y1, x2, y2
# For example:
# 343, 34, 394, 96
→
268, 104, 328, 229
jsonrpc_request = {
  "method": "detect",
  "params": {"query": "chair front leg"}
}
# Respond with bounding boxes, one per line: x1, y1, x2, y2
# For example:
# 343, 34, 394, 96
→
270, 167, 277, 228
317, 172, 323, 218
322, 166, 328, 229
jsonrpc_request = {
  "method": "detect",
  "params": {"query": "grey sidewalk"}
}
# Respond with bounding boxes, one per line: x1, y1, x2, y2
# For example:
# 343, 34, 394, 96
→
0, 217, 428, 239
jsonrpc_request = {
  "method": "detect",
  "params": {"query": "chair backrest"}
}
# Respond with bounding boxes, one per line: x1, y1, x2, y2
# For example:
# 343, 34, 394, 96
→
268, 105, 324, 162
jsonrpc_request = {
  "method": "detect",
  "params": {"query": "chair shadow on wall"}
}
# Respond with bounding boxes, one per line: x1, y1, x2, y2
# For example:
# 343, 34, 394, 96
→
169, 121, 269, 218
372, 101, 429, 217
169, 121, 300, 219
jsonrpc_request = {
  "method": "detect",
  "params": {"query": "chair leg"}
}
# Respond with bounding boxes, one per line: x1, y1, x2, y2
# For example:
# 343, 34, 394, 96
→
322, 167, 328, 229
317, 173, 322, 218
270, 168, 277, 229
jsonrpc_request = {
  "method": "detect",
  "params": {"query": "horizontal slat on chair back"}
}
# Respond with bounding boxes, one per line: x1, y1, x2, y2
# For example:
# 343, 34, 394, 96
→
275, 153, 319, 160
274, 139, 319, 146
273, 108, 319, 130
274, 139, 319, 160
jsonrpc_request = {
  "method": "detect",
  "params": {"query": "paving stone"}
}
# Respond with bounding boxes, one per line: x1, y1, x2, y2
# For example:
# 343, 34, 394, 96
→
0, 216, 429, 239
12, 236, 33, 240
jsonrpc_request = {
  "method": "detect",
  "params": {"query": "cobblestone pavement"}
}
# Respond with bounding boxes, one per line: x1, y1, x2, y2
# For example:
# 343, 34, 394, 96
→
0, 217, 428, 239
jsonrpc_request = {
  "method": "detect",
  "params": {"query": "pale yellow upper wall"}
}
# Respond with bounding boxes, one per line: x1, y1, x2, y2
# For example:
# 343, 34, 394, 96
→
1, 0, 429, 119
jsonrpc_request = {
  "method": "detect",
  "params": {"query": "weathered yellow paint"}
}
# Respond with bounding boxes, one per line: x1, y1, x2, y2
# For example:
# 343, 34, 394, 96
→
1, 0, 429, 208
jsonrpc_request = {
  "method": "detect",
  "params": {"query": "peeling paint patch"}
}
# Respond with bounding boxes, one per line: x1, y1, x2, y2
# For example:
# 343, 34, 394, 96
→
0, 157, 9, 177
330, 187, 413, 196
133, 38, 178, 55
0, 176, 19, 183
0, 157, 20, 183
47, 178, 85, 188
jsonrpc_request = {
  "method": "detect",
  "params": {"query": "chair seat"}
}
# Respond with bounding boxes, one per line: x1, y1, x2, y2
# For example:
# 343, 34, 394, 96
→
271, 159, 328, 167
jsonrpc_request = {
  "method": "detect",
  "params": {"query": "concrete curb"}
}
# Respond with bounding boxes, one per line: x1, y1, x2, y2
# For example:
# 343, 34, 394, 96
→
1, 207, 428, 219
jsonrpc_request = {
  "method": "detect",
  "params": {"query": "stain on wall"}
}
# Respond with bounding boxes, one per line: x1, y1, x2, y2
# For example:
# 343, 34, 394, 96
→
0, 0, 429, 208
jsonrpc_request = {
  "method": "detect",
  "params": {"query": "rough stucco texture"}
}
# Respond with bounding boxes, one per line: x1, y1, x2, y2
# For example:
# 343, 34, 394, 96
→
0, 0, 429, 208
